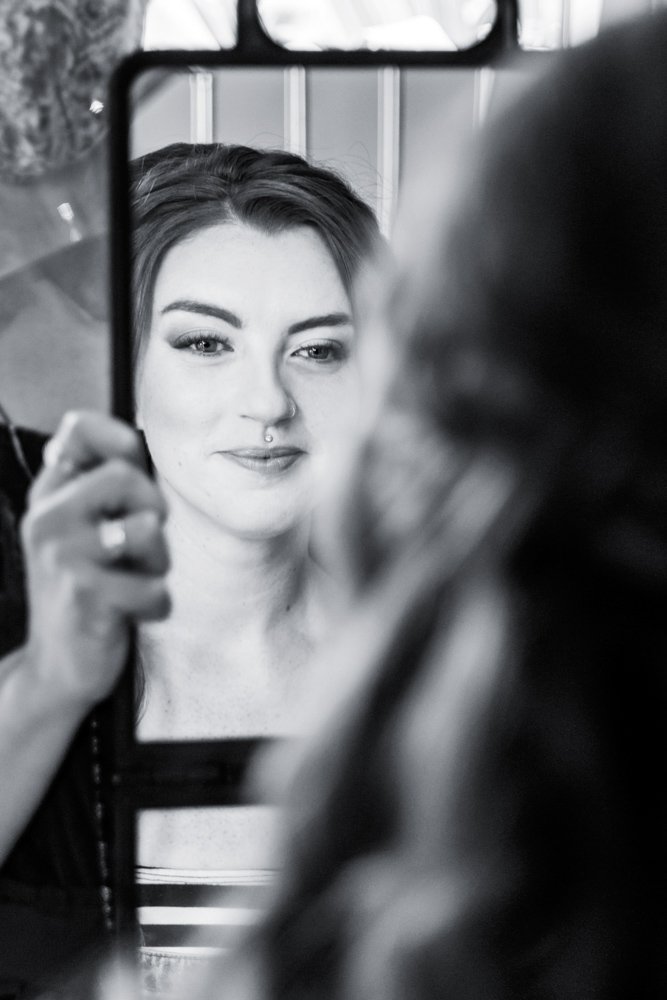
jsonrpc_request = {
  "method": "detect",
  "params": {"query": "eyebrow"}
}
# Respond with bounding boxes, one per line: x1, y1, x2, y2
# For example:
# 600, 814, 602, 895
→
161, 300, 352, 335
161, 299, 242, 328
287, 312, 352, 335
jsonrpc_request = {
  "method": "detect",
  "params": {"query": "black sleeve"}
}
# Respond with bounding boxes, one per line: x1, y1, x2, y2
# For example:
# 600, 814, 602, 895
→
0, 424, 105, 892
0, 424, 47, 656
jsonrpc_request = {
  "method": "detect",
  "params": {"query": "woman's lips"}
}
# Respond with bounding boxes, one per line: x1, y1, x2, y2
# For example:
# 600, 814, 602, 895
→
219, 447, 305, 474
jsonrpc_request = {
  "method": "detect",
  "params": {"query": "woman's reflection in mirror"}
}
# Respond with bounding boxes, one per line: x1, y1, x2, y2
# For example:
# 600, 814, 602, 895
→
129, 142, 381, 741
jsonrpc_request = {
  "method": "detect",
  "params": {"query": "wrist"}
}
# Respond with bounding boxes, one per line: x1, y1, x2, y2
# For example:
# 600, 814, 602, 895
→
8, 642, 95, 725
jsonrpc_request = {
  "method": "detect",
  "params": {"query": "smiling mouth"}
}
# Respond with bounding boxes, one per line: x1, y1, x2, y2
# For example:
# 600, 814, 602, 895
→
220, 448, 305, 474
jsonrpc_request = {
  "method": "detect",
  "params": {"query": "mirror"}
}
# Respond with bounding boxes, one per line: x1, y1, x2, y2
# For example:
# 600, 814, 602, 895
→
117, 59, 485, 969
124, 61, 485, 748
116, 56, 543, 975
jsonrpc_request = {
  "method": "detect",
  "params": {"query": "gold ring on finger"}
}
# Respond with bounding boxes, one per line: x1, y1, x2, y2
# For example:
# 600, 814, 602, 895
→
99, 517, 128, 562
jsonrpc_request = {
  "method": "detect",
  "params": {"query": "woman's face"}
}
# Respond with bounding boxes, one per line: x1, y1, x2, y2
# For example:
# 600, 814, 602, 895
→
135, 221, 359, 539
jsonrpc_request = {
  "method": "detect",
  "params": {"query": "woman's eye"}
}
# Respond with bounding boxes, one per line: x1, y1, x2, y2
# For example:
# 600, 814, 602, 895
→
173, 333, 232, 356
293, 342, 345, 363
191, 338, 226, 355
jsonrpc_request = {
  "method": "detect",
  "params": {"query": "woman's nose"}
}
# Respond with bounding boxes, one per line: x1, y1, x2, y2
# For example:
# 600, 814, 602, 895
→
237, 359, 294, 426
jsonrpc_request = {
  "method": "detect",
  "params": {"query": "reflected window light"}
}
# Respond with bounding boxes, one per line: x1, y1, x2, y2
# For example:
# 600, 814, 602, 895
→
517, 0, 663, 49
56, 202, 83, 243
519, 0, 603, 48
57, 202, 75, 223
364, 16, 458, 50
258, 0, 496, 51
143, 0, 237, 49
259, 0, 361, 50
139, 0, 667, 55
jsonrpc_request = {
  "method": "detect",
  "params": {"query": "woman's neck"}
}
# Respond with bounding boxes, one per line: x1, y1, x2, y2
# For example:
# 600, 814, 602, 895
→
159, 490, 316, 637
135, 492, 333, 739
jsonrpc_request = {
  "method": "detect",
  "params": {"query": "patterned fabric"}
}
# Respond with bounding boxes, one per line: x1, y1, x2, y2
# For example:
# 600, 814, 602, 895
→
0, 0, 146, 181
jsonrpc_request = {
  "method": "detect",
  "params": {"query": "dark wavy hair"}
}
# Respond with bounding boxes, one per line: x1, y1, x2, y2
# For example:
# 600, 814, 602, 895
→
129, 142, 381, 359
213, 12, 667, 1000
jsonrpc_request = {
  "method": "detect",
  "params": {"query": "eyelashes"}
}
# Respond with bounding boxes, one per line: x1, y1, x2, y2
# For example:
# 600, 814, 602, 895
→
171, 332, 350, 366
172, 331, 233, 356
291, 340, 349, 364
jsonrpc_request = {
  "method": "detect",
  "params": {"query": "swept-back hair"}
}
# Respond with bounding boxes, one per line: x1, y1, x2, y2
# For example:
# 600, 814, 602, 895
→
129, 142, 381, 358
227, 12, 667, 1000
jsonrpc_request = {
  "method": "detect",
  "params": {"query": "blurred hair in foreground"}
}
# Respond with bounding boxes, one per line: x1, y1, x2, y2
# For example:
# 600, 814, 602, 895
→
196, 11, 667, 1000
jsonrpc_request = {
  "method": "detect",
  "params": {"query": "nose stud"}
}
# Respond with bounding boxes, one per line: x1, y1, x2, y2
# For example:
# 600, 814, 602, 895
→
263, 399, 297, 443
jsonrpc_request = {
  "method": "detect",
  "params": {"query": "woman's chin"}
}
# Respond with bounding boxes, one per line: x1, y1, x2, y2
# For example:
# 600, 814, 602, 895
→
199, 498, 313, 541
157, 468, 315, 540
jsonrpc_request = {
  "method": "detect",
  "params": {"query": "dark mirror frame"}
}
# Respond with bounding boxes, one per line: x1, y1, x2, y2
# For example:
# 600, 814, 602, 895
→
107, 0, 537, 944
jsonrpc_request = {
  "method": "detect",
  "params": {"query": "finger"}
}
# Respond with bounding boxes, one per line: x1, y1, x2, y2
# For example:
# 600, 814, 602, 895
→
33, 411, 145, 502
99, 567, 172, 623
97, 510, 170, 575
75, 563, 172, 623
26, 459, 167, 542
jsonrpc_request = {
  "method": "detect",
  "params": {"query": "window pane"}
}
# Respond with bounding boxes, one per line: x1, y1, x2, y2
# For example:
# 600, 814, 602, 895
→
258, 0, 497, 51
142, 0, 237, 49
518, 0, 663, 50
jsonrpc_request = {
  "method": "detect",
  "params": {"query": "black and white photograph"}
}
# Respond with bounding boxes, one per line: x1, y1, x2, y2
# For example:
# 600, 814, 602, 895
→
0, 2, 664, 998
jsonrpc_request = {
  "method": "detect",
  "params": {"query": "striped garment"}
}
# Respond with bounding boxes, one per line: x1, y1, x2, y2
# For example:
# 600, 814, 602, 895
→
137, 866, 275, 996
